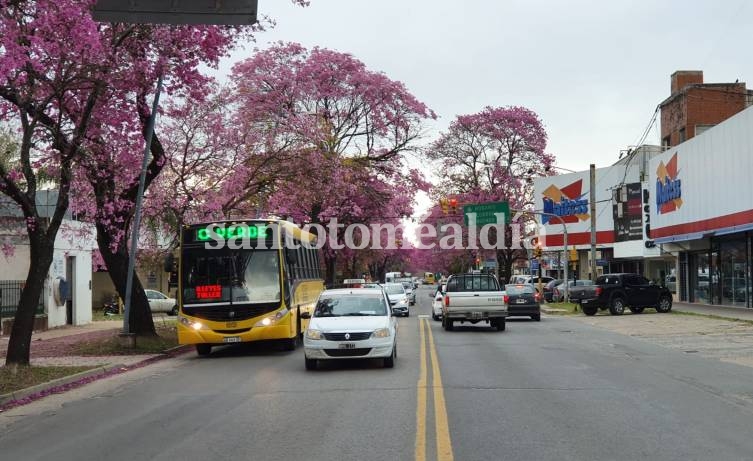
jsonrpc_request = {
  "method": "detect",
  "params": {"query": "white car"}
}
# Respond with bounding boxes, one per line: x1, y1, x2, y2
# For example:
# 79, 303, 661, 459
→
145, 289, 178, 315
302, 288, 398, 370
431, 283, 447, 321
383, 283, 410, 316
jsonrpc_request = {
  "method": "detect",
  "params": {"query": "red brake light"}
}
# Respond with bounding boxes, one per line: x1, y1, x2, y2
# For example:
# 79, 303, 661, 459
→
535, 292, 541, 301
444, 295, 450, 306
503, 295, 509, 304
595, 286, 603, 296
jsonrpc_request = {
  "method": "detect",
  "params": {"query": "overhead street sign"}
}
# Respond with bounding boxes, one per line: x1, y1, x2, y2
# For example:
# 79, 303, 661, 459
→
463, 201, 510, 227
92, 0, 259, 25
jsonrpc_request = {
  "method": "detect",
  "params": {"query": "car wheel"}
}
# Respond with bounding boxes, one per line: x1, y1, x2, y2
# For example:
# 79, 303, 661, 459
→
196, 344, 211, 356
609, 297, 626, 315
531, 313, 541, 322
629, 306, 645, 314
305, 357, 317, 371
656, 296, 672, 313
582, 305, 598, 316
170, 305, 178, 316
384, 346, 396, 368
443, 317, 453, 331
432, 313, 440, 321
496, 319, 506, 331
405, 311, 410, 317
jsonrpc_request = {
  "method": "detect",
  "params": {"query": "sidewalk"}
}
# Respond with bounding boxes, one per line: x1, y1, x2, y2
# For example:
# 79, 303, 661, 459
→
671, 301, 753, 322
542, 301, 753, 322
0, 320, 159, 367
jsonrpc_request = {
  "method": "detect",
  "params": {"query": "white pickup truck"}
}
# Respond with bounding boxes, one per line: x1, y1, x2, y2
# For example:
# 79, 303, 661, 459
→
442, 274, 507, 331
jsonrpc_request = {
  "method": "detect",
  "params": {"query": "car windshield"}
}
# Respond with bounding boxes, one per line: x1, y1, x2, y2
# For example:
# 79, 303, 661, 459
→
313, 293, 387, 317
384, 284, 405, 295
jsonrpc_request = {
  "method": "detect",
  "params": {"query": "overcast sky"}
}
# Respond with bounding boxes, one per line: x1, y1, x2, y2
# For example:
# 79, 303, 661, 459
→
214, 0, 752, 173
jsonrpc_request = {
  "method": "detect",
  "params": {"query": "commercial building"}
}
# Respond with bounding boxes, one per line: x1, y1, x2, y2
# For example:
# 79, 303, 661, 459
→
651, 104, 753, 308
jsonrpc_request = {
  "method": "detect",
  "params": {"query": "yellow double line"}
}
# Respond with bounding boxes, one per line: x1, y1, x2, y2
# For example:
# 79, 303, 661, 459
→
416, 317, 453, 461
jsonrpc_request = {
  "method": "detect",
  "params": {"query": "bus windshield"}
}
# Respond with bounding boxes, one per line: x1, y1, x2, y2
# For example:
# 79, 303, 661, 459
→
182, 248, 281, 305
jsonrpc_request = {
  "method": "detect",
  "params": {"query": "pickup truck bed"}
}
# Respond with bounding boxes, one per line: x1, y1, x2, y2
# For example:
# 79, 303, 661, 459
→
442, 274, 507, 331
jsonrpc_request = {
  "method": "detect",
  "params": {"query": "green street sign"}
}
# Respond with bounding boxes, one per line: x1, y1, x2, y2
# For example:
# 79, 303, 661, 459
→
463, 202, 510, 227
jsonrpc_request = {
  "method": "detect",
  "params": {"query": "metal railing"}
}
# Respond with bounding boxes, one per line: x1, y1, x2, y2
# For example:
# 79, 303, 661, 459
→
0, 280, 45, 321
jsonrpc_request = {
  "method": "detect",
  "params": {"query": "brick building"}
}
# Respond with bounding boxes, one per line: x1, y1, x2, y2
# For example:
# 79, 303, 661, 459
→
659, 70, 753, 148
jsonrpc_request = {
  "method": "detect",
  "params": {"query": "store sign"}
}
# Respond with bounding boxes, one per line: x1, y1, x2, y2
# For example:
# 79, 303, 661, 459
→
655, 153, 682, 214
613, 182, 642, 242
541, 179, 590, 224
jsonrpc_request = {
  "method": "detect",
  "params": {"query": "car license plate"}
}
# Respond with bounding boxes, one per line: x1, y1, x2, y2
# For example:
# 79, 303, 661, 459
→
339, 343, 356, 349
516, 299, 526, 304
581, 299, 589, 305
470, 312, 482, 319
223, 336, 241, 343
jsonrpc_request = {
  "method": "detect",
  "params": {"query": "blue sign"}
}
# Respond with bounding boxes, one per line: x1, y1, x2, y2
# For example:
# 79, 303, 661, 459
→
530, 260, 539, 270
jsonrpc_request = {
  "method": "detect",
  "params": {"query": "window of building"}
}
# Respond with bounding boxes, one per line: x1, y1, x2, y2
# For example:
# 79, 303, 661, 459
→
679, 127, 686, 143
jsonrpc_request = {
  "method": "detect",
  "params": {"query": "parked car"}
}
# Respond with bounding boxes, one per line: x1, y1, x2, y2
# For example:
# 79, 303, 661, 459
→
552, 279, 594, 303
383, 283, 410, 316
504, 284, 541, 321
665, 275, 677, 294
301, 287, 397, 370
145, 289, 178, 315
542, 279, 563, 302
578, 273, 673, 316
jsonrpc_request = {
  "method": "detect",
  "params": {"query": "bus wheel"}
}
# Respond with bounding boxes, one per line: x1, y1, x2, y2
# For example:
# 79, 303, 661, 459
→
196, 344, 211, 356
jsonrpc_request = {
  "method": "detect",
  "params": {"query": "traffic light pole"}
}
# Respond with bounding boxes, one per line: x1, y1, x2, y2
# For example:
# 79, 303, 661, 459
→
511, 209, 570, 304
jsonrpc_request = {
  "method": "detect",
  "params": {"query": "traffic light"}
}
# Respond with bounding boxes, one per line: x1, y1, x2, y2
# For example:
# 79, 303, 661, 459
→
440, 198, 449, 215
449, 198, 459, 214
569, 247, 578, 262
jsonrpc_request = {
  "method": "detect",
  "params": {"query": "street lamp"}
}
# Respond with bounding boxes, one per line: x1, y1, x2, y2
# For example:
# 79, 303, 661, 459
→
92, 0, 260, 343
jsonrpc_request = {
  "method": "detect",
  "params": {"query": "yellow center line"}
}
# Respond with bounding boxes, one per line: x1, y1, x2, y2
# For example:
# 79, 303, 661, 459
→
415, 317, 427, 461
426, 318, 454, 461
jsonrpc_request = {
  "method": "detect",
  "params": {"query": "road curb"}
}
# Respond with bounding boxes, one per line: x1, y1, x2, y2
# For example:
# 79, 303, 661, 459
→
0, 346, 192, 412
0, 364, 122, 406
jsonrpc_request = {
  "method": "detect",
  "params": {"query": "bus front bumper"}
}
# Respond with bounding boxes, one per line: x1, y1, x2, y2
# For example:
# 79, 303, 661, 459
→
178, 320, 292, 345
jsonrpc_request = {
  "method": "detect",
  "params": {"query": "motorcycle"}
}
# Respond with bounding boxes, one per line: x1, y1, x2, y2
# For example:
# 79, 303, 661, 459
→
103, 295, 121, 316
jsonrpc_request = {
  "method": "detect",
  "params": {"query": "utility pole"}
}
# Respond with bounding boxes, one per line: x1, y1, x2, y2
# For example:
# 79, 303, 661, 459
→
589, 164, 597, 282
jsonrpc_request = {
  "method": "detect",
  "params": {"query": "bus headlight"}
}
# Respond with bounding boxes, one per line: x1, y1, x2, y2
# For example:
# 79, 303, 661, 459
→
179, 316, 204, 330
254, 309, 288, 328
192, 322, 204, 331
306, 329, 324, 340
372, 328, 391, 338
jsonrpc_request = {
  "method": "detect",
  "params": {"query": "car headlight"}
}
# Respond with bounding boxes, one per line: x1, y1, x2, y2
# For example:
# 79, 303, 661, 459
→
306, 329, 324, 340
179, 316, 204, 330
402, 296, 409, 304
372, 328, 391, 338
254, 309, 288, 327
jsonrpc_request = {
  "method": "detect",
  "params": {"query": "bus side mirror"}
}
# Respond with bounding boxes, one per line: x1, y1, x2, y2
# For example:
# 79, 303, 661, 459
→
300, 311, 311, 319
285, 248, 298, 266
163, 254, 176, 273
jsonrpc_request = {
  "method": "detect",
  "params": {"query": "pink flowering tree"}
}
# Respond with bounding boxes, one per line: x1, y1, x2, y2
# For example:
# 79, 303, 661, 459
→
230, 43, 435, 284
425, 106, 555, 282
0, 0, 303, 366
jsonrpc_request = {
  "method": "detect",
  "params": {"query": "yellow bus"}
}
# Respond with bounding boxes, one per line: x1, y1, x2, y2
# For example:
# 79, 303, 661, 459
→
424, 272, 435, 284
177, 219, 324, 356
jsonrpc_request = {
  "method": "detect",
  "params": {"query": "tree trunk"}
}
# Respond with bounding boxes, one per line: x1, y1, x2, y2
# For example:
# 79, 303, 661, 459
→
5, 229, 54, 366
96, 223, 156, 337
324, 253, 337, 286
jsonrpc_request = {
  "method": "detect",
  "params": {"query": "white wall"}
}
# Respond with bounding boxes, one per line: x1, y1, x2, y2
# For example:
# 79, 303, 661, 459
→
650, 105, 753, 241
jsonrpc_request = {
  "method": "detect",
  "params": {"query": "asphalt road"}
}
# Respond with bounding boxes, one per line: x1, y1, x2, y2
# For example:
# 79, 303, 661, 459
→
3, 285, 753, 461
